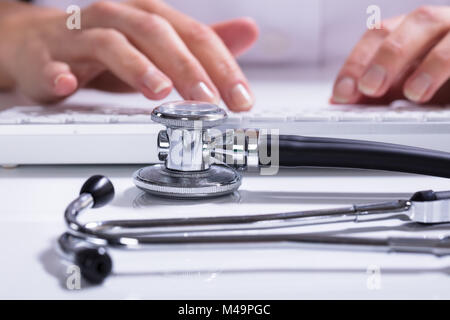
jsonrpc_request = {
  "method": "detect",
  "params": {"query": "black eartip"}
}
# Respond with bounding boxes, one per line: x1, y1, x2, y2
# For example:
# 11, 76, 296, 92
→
410, 190, 436, 202
80, 175, 115, 208
75, 248, 112, 285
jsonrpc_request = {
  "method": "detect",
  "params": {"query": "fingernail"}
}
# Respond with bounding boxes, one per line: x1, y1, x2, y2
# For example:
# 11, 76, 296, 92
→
230, 83, 253, 110
54, 74, 75, 96
358, 64, 387, 96
143, 68, 171, 94
54, 74, 65, 86
404, 72, 432, 102
333, 76, 356, 103
190, 82, 218, 103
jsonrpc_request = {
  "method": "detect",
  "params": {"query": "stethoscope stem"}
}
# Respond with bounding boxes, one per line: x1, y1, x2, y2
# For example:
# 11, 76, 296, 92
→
61, 230, 450, 257
135, 233, 450, 257
78, 200, 411, 236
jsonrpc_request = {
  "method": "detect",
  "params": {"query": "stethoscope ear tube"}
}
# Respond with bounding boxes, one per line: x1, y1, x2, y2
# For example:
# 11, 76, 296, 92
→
269, 135, 450, 179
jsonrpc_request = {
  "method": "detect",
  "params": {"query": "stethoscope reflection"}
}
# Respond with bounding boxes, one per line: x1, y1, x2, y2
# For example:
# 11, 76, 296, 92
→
131, 189, 242, 208
122, 186, 414, 209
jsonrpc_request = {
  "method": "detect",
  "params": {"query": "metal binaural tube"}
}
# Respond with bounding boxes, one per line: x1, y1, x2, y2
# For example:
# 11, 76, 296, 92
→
64, 193, 94, 233
208, 128, 261, 170
80, 200, 412, 237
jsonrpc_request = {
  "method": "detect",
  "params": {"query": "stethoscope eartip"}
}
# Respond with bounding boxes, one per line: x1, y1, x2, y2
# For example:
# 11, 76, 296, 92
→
80, 175, 115, 208
74, 247, 112, 285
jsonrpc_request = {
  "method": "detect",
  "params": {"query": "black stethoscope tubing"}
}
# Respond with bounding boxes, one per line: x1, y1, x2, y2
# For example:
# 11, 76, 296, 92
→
271, 135, 450, 178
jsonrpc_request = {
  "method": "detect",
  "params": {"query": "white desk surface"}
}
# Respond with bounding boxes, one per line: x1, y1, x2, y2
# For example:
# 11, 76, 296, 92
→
1, 65, 450, 299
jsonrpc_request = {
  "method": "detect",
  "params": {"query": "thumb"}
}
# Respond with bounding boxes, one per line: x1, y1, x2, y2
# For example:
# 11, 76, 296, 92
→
16, 59, 78, 103
211, 17, 259, 57
38, 61, 78, 102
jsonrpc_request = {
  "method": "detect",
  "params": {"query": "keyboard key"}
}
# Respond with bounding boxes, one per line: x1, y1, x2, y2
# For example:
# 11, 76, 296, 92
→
338, 112, 380, 122
244, 115, 287, 122
117, 114, 153, 123
0, 118, 18, 124
66, 114, 110, 123
225, 115, 242, 124
380, 112, 423, 122
424, 112, 450, 122
27, 116, 66, 124
294, 113, 334, 122
17, 118, 30, 124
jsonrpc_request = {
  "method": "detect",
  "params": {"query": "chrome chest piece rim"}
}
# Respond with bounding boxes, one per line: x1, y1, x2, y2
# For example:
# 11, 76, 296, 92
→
133, 101, 242, 199
133, 164, 242, 199
150, 100, 227, 128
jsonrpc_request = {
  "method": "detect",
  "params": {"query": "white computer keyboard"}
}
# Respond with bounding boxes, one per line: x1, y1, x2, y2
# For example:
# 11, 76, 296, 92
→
1, 90, 450, 165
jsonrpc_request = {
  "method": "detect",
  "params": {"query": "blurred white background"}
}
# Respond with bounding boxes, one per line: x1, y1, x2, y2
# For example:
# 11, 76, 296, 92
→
31, 0, 450, 64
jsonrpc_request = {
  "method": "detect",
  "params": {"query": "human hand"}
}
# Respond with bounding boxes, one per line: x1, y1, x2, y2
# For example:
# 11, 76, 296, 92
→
0, 0, 258, 111
331, 6, 450, 105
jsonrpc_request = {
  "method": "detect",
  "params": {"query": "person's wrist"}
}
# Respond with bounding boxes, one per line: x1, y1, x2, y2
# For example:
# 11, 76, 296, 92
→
0, 8, 60, 90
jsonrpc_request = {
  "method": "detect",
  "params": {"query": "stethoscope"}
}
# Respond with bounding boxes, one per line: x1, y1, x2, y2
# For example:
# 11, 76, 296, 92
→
58, 101, 450, 284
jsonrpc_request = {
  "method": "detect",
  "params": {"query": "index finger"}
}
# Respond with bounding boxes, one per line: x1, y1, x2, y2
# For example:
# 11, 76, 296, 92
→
130, 0, 255, 112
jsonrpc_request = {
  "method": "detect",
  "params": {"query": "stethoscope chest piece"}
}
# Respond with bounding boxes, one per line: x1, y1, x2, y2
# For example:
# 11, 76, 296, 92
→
132, 101, 242, 199
133, 163, 241, 199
